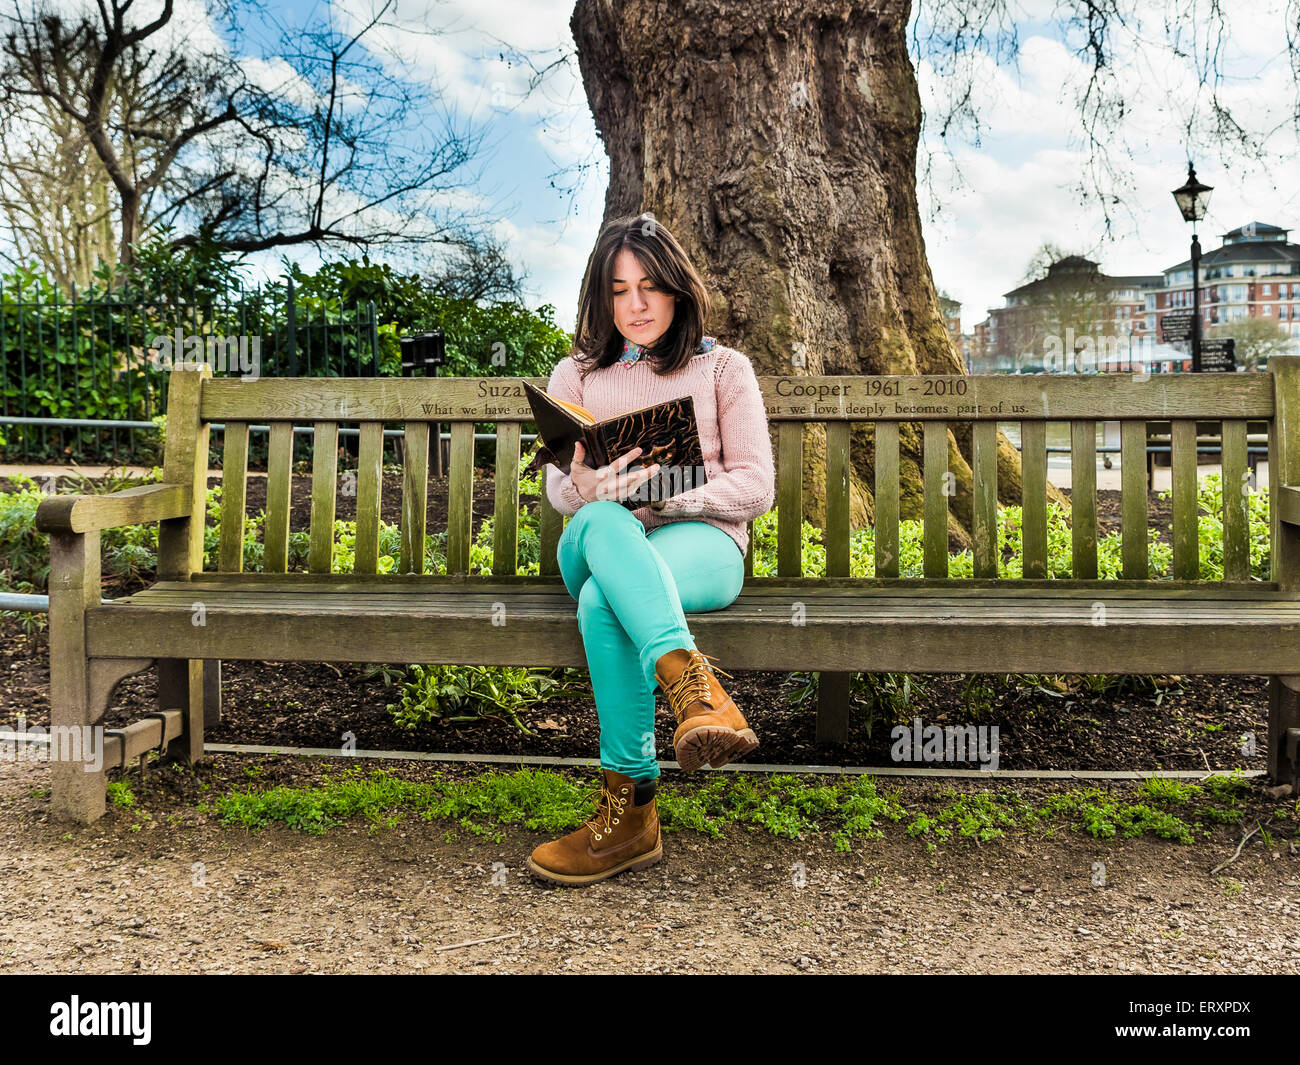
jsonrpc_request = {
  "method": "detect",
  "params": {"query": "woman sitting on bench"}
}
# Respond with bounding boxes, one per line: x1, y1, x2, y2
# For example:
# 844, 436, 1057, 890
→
527, 212, 775, 887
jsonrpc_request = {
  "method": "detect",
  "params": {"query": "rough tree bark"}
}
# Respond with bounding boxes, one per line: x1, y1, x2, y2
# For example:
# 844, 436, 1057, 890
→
571, 0, 1069, 548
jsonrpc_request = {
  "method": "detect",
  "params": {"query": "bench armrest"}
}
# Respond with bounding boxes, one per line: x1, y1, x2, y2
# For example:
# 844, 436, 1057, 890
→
35, 483, 194, 534
1281, 484, 1300, 528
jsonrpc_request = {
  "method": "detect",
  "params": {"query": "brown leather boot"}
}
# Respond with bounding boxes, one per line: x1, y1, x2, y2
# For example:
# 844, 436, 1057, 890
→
654, 648, 759, 771
526, 769, 662, 886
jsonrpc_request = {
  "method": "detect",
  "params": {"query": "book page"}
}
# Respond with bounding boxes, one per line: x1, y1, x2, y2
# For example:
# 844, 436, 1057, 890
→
550, 394, 597, 425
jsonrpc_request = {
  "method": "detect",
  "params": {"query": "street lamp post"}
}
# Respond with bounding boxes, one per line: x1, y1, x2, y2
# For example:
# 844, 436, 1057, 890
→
1171, 163, 1214, 373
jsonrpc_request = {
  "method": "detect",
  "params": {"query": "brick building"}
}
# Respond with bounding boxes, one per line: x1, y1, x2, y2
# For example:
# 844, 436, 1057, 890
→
972, 256, 1161, 373
1149, 221, 1300, 349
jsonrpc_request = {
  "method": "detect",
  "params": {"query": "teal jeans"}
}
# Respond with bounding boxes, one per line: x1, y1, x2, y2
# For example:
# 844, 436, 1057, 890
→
558, 500, 745, 781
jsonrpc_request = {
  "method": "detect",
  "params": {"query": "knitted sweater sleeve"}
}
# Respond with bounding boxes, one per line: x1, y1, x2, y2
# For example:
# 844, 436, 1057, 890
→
659, 348, 775, 522
543, 357, 591, 516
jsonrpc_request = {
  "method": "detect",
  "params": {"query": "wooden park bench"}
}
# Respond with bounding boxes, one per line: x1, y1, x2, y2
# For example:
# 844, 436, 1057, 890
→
33, 357, 1300, 823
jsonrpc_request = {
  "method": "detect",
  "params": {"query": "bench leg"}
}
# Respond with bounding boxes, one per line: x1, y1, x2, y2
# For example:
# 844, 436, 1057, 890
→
159, 659, 206, 763
49, 684, 106, 823
47, 531, 106, 824
1267, 674, 1300, 786
815, 671, 852, 745
49, 655, 106, 823
203, 659, 222, 727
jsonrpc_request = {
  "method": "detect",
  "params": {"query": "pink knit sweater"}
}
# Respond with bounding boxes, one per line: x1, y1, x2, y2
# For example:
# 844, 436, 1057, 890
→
544, 340, 775, 558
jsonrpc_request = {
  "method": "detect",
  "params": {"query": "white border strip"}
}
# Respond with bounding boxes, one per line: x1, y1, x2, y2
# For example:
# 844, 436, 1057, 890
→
0, 732, 1265, 780
205, 741, 1262, 780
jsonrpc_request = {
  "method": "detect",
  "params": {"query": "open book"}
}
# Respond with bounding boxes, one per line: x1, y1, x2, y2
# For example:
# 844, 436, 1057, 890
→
522, 380, 708, 510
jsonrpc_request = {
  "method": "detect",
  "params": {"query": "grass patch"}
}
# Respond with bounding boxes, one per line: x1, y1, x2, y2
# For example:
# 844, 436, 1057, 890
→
906, 789, 1032, 847
200, 766, 1266, 851
1032, 772, 1254, 844
210, 767, 907, 850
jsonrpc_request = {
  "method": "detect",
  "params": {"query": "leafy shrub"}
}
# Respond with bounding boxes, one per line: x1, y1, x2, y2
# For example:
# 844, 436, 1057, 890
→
386, 664, 577, 732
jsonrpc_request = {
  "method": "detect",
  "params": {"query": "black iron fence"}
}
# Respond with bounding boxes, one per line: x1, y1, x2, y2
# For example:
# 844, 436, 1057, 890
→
0, 275, 380, 465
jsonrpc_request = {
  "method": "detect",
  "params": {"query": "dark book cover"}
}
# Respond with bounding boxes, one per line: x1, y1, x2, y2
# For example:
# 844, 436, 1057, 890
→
522, 380, 708, 509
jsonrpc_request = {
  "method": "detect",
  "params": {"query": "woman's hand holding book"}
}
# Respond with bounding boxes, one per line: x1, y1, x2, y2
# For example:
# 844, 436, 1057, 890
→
571, 441, 661, 505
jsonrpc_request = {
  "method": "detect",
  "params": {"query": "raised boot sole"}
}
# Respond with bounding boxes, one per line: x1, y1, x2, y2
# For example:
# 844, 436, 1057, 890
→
674, 725, 760, 771
525, 840, 663, 886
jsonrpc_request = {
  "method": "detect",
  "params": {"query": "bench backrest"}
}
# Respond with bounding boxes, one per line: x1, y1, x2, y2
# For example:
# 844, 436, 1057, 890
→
163, 358, 1300, 594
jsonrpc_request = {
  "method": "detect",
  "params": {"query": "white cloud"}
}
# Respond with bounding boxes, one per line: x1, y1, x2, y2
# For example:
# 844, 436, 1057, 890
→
239, 56, 327, 109
917, 0, 1300, 331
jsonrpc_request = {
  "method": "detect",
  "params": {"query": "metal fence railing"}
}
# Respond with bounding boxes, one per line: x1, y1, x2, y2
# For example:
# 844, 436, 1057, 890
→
0, 275, 380, 465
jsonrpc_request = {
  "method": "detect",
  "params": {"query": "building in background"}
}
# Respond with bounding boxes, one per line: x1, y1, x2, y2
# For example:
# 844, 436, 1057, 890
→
938, 293, 973, 370
1150, 222, 1300, 361
963, 221, 1300, 374
972, 318, 990, 369
973, 256, 1161, 373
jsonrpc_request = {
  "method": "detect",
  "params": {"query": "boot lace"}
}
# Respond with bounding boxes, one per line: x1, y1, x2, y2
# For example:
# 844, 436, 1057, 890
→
663, 651, 733, 723
581, 781, 629, 841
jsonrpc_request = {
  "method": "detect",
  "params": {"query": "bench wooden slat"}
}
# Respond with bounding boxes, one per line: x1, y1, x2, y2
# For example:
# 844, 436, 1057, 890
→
1121, 419, 1147, 579
538, 480, 563, 578
447, 421, 475, 575
1070, 419, 1097, 578
134, 574, 1289, 590
972, 420, 997, 578
1221, 418, 1250, 581
308, 420, 338, 574
142, 575, 1286, 598
1171, 419, 1198, 580
777, 421, 802, 576
923, 420, 948, 577
105, 590, 1300, 618
263, 421, 293, 573
874, 420, 899, 578
353, 422, 384, 575
493, 421, 521, 576
86, 596, 1300, 676
159, 369, 211, 584
399, 422, 429, 574
198, 373, 1276, 422
1270, 406, 1279, 583
1020, 420, 1047, 578
97, 588, 1300, 616
825, 420, 850, 578
740, 577, 1288, 596
218, 420, 249, 573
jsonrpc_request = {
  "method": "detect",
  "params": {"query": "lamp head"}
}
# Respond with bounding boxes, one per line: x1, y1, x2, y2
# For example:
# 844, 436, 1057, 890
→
1172, 163, 1213, 223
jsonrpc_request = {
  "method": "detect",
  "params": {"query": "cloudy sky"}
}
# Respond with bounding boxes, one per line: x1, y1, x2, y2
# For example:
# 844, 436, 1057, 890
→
83, 0, 1300, 334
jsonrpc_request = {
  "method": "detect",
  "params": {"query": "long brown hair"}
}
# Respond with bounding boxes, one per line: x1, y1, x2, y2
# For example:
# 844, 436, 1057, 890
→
570, 213, 712, 382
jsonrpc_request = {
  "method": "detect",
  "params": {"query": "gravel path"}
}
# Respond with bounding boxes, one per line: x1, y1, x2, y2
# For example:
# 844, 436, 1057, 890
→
2, 756, 1297, 974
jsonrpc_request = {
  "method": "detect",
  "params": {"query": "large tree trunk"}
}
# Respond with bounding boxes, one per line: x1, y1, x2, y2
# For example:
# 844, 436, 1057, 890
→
571, 0, 1068, 549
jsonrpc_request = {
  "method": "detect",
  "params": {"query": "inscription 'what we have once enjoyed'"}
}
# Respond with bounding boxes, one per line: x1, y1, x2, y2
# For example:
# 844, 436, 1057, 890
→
298, 372, 1249, 423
